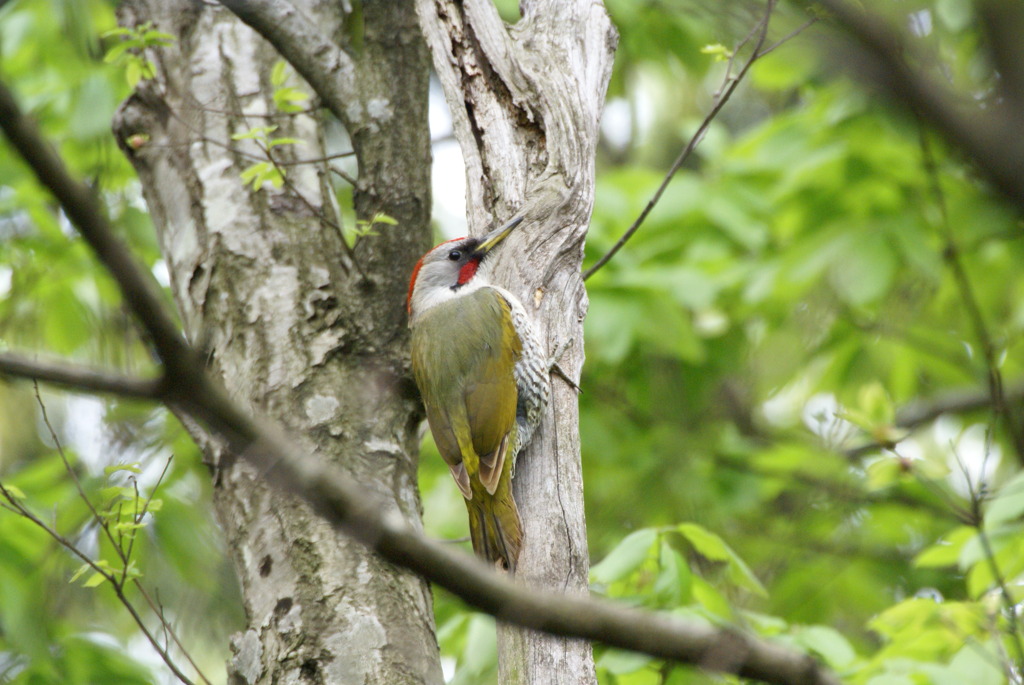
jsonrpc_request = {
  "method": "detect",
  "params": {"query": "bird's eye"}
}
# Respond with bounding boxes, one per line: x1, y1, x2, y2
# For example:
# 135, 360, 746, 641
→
447, 250, 461, 261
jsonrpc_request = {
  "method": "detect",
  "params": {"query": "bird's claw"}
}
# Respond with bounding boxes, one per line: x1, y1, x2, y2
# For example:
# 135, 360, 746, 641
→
547, 338, 581, 394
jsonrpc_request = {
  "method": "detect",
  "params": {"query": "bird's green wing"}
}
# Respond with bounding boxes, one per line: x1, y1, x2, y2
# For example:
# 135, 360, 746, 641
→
410, 288, 521, 498
462, 291, 520, 494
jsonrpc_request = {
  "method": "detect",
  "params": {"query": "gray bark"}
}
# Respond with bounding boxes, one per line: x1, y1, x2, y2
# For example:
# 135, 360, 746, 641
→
415, 1, 617, 683
113, 2, 441, 683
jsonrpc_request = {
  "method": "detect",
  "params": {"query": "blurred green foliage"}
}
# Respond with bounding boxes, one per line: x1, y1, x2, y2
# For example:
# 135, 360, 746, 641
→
2, 0, 1023, 684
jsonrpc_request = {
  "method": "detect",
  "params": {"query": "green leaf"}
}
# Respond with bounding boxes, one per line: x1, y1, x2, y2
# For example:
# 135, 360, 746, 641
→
240, 162, 269, 184
267, 137, 302, 148
232, 125, 278, 141
699, 43, 731, 62
69, 563, 91, 584
83, 571, 108, 588
985, 471, 1024, 529
677, 523, 730, 561
690, 575, 732, 619
101, 27, 136, 39
943, 642, 1005, 685
965, 540, 1024, 598
596, 648, 653, 675
104, 463, 142, 476
652, 539, 691, 606
240, 162, 283, 190
103, 41, 135, 64
793, 625, 857, 668
114, 520, 146, 532
3, 484, 26, 500
372, 212, 398, 225
141, 29, 175, 46
590, 528, 657, 584
271, 59, 288, 87
678, 523, 767, 597
273, 86, 309, 111
125, 59, 143, 87
866, 458, 904, 490
914, 527, 976, 568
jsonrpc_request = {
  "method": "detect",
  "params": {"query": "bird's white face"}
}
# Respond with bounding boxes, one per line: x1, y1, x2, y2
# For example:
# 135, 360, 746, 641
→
406, 216, 523, 324
407, 237, 489, 323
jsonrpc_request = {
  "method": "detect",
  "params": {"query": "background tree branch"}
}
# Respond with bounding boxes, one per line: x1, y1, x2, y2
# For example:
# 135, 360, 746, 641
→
815, 0, 1024, 212
0, 354, 161, 399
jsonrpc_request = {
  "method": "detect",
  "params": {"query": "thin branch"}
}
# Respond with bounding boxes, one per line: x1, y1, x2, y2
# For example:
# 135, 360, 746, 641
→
976, 526, 1024, 674
257, 139, 366, 278
844, 383, 1024, 460
33, 382, 126, 562
156, 93, 361, 273
329, 164, 358, 186
918, 125, 1024, 464
956, 442, 1024, 678
134, 579, 211, 685
199, 412, 842, 685
584, 0, 789, 281
757, 17, 818, 58
123, 456, 173, 574
0, 481, 198, 685
0, 75, 839, 685
217, 0, 358, 127
146, 133, 354, 167
30, 389, 212, 685
0, 353, 162, 399
899, 385, 1024, 429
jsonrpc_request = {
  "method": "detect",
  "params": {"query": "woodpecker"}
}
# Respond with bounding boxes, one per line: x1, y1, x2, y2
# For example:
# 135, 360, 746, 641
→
407, 217, 549, 572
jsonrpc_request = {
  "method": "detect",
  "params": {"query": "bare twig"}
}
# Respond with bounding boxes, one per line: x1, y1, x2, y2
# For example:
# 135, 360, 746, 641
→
146, 132, 355, 167
33, 382, 126, 560
155, 89, 361, 271
584, 1, 815, 281
256, 139, 366, 278
28, 389, 211, 685
918, 126, 1024, 464
0, 481, 199, 685
217, 0, 358, 127
329, 164, 358, 186
844, 384, 1024, 461
0, 354, 161, 399
953, 442, 1024, 679
757, 17, 818, 57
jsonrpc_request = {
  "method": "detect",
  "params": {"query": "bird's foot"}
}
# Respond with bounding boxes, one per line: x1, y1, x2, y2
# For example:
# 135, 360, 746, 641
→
548, 338, 581, 394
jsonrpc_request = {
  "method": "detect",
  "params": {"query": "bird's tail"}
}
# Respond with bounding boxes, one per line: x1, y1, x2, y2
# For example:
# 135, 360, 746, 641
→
467, 490, 523, 573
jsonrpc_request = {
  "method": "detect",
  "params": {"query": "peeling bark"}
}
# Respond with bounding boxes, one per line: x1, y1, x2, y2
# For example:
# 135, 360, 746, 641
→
415, 1, 617, 683
113, 2, 440, 682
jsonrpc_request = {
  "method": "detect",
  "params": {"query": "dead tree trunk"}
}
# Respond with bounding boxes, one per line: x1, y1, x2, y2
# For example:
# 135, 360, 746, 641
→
113, 2, 441, 682
415, 1, 617, 683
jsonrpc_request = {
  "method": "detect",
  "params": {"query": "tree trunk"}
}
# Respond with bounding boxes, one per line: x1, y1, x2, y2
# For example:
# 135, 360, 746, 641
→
113, 2, 441, 683
415, 1, 617, 683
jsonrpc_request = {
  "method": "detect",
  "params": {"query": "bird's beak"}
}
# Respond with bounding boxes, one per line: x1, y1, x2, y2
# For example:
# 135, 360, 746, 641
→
476, 216, 524, 254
